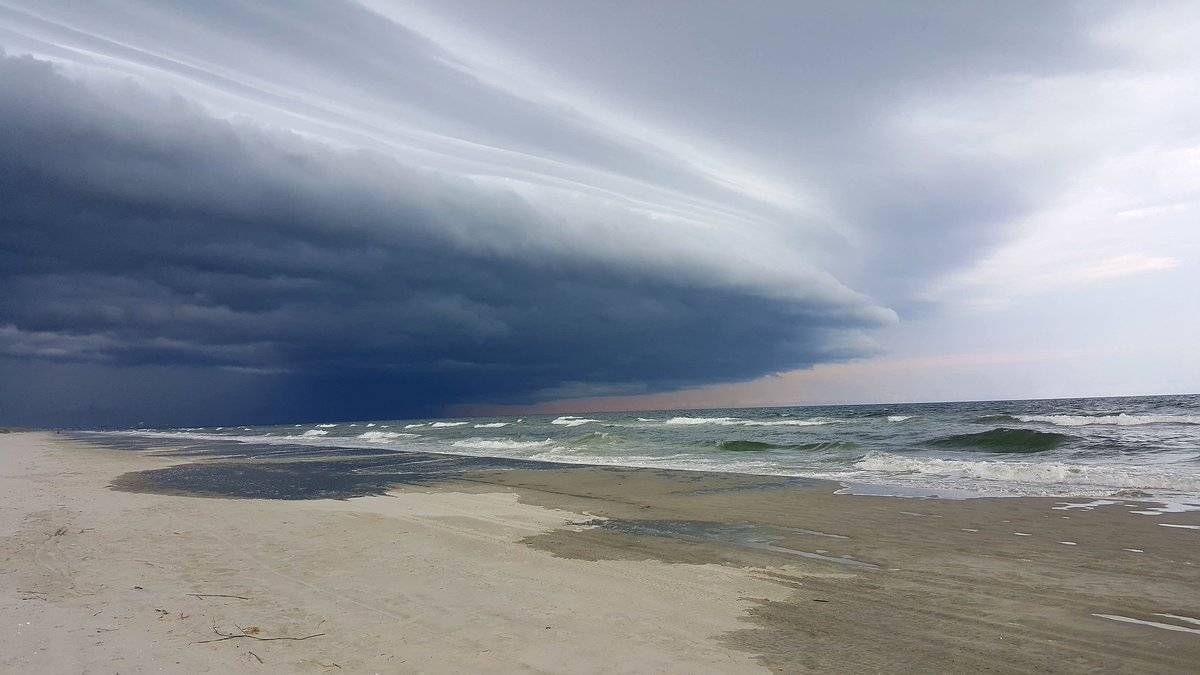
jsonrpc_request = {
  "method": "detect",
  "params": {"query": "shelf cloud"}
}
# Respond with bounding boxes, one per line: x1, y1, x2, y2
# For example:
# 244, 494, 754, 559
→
1, 1, 1196, 424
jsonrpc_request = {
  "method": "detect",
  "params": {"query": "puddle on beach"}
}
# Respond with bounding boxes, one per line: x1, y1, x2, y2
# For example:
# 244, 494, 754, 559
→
96, 434, 552, 500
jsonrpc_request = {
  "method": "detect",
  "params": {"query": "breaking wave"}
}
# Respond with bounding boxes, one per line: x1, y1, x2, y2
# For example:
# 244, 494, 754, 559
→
1015, 414, 1200, 427
718, 440, 860, 452
451, 438, 556, 450
569, 431, 621, 446
551, 416, 601, 427
854, 452, 1200, 494
356, 431, 417, 441
666, 416, 835, 427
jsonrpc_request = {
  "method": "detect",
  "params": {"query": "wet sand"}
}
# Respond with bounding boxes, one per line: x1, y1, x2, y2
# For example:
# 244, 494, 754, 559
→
3, 432, 1199, 672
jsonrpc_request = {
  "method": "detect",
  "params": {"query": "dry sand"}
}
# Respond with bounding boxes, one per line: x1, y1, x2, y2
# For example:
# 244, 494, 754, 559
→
3, 431, 1199, 673
1, 432, 786, 673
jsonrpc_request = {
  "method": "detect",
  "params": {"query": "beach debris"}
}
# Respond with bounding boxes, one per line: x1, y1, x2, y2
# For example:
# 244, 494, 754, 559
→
187, 592, 253, 600
247, 651, 264, 664
196, 622, 326, 644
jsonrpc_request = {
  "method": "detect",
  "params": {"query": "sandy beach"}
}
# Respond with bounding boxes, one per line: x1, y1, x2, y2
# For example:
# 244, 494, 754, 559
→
3, 431, 1200, 673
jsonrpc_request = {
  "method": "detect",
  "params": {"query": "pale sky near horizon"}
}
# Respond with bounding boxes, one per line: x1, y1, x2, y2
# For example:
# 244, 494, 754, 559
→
0, 1, 1197, 425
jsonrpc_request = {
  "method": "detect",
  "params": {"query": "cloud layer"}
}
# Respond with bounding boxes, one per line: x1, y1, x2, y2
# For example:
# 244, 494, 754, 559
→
0, 44, 885, 425
1, 1, 1197, 425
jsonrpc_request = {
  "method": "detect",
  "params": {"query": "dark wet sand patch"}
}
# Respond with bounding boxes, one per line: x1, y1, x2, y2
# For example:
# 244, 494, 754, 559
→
454, 467, 1200, 673
86, 432, 553, 499
525, 519, 878, 569
109, 452, 553, 500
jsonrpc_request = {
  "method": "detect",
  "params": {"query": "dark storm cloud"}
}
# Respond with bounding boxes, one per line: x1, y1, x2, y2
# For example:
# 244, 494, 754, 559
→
4, 1, 1193, 424
0, 52, 884, 425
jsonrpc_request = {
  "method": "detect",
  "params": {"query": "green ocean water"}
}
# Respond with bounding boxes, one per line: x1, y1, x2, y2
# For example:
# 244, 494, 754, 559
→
101, 394, 1200, 502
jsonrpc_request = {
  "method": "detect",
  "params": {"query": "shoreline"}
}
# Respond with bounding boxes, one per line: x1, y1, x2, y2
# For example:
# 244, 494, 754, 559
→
3, 431, 1200, 672
85, 407, 1200, 503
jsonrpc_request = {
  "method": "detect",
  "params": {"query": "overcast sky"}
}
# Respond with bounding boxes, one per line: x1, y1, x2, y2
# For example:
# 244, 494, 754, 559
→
1, 1, 1197, 426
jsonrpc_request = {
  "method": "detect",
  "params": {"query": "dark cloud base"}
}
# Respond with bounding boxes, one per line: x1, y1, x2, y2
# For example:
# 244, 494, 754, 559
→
0, 53, 880, 427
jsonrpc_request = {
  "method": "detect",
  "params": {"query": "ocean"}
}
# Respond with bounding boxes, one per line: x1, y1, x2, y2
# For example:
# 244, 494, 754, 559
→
100, 394, 1200, 505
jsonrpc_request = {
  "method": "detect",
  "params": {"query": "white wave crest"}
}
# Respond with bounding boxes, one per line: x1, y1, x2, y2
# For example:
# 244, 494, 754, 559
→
887, 415, 913, 422
97, 428, 428, 454
551, 416, 600, 427
665, 416, 737, 425
315, 423, 338, 428
451, 438, 555, 450
854, 452, 1200, 493
665, 416, 834, 427
356, 431, 417, 441
1016, 414, 1200, 426
751, 419, 836, 427
474, 422, 509, 428
430, 421, 470, 428
404, 423, 426, 429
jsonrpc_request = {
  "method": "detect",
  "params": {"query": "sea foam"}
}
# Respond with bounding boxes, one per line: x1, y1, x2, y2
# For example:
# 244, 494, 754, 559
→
665, 416, 834, 427
356, 431, 417, 441
853, 452, 1200, 494
451, 438, 555, 450
1016, 414, 1200, 426
551, 416, 600, 427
